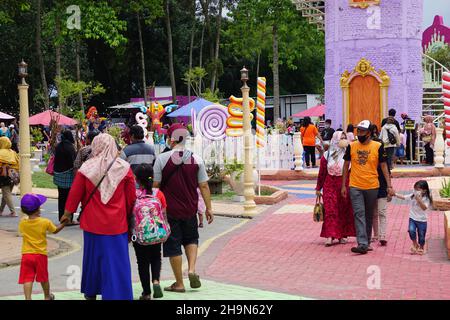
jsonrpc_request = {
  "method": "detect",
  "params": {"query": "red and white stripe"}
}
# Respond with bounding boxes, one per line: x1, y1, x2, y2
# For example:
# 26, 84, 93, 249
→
443, 72, 450, 146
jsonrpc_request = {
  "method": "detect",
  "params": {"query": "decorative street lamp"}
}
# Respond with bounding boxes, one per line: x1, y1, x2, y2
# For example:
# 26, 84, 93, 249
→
18, 59, 33, 202
240, 66, 257, 216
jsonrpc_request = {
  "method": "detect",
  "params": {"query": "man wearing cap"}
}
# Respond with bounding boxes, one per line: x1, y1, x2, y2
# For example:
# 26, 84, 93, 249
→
153, 123, 213, 292
341, 120, 395, 254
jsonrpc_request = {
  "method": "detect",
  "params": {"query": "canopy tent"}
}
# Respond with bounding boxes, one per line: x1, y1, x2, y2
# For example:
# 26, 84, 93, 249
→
29, 110, 78, 126
292, 104, 325, 118
0, 112, 15, 120
108, 100, 172, 109
166, 98, 218, 117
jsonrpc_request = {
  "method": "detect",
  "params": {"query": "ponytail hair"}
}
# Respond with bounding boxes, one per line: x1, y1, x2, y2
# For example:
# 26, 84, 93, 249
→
134, 163, 154, 195
414, 180, 433, 205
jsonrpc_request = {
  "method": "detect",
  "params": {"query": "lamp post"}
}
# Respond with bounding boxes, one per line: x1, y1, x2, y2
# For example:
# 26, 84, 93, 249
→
18, 60, 33, 199
241, 67, 257, 216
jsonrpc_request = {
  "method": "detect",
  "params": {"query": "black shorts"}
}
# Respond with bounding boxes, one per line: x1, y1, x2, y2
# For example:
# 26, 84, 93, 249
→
163, 215, 199, 257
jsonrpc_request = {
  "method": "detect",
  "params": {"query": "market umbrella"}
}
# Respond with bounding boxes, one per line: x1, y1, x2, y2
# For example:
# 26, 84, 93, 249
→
29, 110, 78, 126
292, 104, 325, 118
0, 111, 15, 120
166, 98, 219, 117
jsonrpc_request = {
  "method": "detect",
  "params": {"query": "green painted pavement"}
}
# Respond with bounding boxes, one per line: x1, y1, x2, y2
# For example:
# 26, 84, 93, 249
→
1, 279, 310, 300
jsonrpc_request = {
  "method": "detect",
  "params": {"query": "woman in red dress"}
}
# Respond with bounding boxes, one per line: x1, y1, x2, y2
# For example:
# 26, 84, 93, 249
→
315, 131, 356, 246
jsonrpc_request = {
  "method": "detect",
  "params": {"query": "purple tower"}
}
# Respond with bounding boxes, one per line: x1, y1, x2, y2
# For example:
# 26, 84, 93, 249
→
325, 0, 424, 129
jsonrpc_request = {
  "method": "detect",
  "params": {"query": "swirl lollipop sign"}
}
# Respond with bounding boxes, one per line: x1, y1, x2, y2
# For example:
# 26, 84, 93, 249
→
197, 105, 228, 141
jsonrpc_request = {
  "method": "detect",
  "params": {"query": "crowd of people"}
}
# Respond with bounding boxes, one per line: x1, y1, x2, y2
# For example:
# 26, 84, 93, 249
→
315, 119, 433, 256
7, 107, 439, 300
16, 122, 213, 300
268, 108, 438, 169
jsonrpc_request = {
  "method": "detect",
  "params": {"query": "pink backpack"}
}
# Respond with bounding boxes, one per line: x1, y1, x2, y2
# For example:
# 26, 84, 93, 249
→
131, 190, 171, 245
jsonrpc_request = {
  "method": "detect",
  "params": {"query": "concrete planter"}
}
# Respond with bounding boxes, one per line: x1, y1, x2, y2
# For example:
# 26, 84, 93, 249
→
254, 185, 288, 205
432, 189, 450, 211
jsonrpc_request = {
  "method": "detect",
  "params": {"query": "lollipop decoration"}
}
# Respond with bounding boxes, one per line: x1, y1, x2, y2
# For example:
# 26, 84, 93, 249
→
256, 77, 266, 148
226, 95, 255, 137
444, 72, 450, 147
197, 105, 228, 141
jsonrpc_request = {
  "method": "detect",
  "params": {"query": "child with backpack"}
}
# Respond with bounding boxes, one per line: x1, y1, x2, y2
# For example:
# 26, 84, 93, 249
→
130, 163, 170, 300
394, 180, 433, 255
18, 193, 66, 300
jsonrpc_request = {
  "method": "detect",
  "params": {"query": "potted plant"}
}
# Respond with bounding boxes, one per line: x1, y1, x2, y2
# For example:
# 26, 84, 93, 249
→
206, 162, 224, 194
223, 159, 258, 198
30, 127, 44, 163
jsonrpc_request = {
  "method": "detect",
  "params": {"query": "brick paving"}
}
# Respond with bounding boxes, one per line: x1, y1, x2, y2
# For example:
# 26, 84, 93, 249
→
198, 177, 450, 300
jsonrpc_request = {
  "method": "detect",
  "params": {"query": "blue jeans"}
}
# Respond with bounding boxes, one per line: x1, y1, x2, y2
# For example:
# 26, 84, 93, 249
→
408, 218, 427, 246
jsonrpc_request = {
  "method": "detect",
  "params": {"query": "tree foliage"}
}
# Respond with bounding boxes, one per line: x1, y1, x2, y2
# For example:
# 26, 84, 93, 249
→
0, 0, 325, 119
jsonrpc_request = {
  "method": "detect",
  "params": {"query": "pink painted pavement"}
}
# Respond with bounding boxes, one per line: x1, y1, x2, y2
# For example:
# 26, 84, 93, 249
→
198, 178, 450, 300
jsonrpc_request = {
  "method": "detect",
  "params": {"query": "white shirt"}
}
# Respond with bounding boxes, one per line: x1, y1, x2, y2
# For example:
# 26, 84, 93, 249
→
405, 193, 430, 222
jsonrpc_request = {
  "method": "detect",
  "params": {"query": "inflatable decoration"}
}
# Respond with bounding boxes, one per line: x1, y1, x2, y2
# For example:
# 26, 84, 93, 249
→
256, 77, 266, 148
226, 95, 255, 137
147, 102, 166, 134
197, 105, 228, 141
86, 106, 106, 132
135, 112, 149, 138
444, 72, 450, 146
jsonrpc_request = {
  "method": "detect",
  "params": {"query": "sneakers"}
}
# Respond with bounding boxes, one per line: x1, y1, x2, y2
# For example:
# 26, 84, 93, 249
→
351, 246, 368, 254
153, 284, 163, 299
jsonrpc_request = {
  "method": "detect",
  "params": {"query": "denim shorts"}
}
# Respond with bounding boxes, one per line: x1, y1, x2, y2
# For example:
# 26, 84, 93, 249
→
163, 215, 199, 257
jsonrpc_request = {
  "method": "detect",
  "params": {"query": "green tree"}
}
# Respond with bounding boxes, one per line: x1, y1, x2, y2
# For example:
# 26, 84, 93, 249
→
428, 44, 450, 69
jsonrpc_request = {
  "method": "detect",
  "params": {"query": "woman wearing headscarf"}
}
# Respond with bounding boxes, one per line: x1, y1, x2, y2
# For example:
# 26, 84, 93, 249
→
61, 133, 136, 300
315, 131, 356, 246
53, 130, 77, 224
0, 137, 19, 217
420, 115, 436, 165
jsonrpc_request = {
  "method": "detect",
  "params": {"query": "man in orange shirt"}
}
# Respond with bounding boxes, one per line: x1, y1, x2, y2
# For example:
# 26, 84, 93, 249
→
341, 120, 395, 254
300, 117, 323, 168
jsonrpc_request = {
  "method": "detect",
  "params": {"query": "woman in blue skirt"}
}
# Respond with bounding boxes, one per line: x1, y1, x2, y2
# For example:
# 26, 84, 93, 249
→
61, 133, 137, 300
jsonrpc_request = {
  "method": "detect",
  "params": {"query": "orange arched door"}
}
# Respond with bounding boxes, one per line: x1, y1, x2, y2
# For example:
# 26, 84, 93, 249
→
349, 75, 381, 128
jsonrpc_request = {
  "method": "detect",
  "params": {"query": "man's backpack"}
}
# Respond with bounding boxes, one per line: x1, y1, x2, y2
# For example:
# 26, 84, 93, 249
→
387, 129, 397, 145
131, 190, 171, 245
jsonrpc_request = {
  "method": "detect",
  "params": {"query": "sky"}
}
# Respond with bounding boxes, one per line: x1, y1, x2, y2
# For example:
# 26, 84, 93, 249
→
423, 0, 450, 30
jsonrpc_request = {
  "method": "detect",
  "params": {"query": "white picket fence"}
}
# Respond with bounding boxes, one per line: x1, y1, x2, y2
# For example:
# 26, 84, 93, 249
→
155, 133, 295, 170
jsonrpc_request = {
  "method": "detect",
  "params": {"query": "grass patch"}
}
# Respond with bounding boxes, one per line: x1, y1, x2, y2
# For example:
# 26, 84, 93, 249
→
32, 171, 56, 189
211, 184, 235, 201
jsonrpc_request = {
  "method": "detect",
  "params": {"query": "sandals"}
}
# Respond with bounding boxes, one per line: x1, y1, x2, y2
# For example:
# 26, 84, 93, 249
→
188, 273, 201, 289
164, 283, 186, 293
45, 293, 55, 300
139, 294, 151, 300
410, 246, 418, 254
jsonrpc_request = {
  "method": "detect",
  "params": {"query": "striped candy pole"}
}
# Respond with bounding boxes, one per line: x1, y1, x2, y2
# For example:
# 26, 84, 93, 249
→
444, 72, 450, 147
256, 77, 266, 148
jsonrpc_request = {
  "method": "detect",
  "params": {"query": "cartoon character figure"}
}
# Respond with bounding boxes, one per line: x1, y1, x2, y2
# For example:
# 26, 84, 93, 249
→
86, 106, 106, 132
146, 102, 166, 135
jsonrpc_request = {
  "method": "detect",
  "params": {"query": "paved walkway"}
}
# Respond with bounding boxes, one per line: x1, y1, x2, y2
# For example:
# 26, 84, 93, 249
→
196, 177, 450, 300
1, 279, 306, 300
